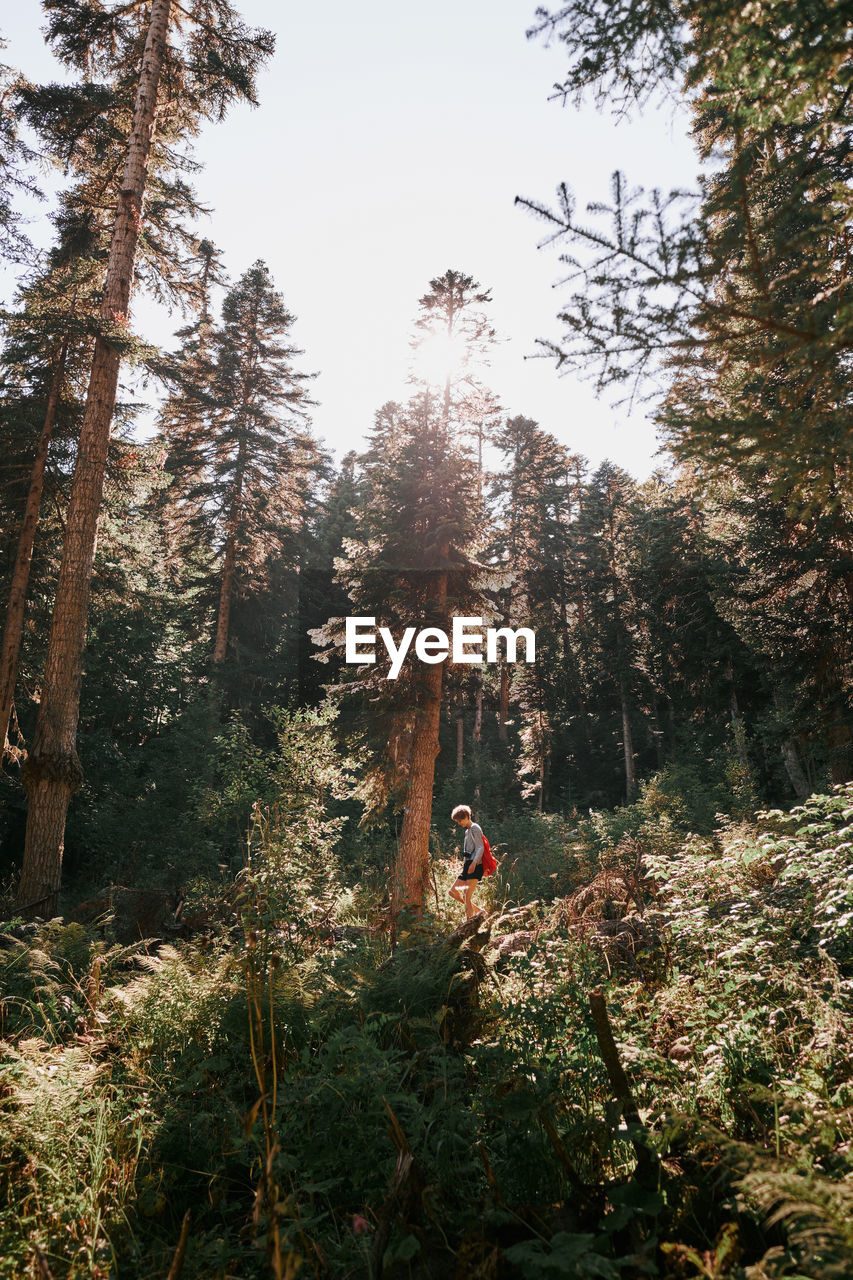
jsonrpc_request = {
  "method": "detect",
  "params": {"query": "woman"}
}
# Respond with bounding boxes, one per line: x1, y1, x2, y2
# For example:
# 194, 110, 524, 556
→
449, 804, 485, 919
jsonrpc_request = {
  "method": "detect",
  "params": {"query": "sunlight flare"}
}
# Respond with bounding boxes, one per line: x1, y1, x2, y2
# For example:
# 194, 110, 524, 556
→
410, 329, 470, 387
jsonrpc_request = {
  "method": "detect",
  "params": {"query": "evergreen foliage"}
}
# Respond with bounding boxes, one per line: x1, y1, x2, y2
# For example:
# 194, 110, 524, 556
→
2, 786, 852, 1277
522, 0, 853, 501
0, 39, 37, 263
156, 258, 326, 696
1, 4, 852, 1277
313, 390, 484, 817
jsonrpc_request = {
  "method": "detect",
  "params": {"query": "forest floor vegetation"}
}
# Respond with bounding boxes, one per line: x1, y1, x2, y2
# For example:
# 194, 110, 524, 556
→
1, 778, 852, 1278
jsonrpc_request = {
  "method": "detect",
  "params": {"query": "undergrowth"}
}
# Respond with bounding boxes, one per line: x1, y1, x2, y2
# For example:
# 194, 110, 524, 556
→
1, 776, 851, 1278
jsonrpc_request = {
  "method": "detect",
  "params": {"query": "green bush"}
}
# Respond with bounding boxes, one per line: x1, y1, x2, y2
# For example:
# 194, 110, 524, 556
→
483, 809, 585, 904
2, 783, 852, 1278
0, 920, 110, 1040
757, 786, 853, 967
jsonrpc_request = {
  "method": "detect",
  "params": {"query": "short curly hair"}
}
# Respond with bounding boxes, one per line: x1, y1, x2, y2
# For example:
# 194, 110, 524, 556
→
451, 804, 472, 821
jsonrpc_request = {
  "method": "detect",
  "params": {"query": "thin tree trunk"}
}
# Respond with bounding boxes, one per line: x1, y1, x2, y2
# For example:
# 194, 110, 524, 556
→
828, 705, 852, 784
472, 683, 482, 808
455, 692, 464, 773
18, 0, 171, 918
0, 335, 70, 759
650, 702, 665, 771
395, 563, 447, 916
619, 679, 635, 801
772, 689, 810, 798
476, 420, 483, 504
213, 532, 237, 663
781, 738, 810, 799
728, 664, 750, 772
536, 690, 549, 810
558, 596, 571, 663
665, 693, 676, 746
214, 283, 253, 666
213, 451, 245, 664
498, 661, 509, 743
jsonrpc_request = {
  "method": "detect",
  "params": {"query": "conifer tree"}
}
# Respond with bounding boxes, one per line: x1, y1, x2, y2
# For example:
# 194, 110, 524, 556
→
488, 418, 600, 806
703, 469, 853, 788
2, 25, 229, 762
17, 0, 273, 917
410, 269, 496, 426
0, 37, 36, 262
489, 416, 573, 753
571, 462, 643, 800
315, 392, 484, 915
521, 1, 853, 502
211, 263, 317, 668
156, 260, 321, 696
410, 270, 501, 772
0, 222, 105, 759
291, 452, 360, 706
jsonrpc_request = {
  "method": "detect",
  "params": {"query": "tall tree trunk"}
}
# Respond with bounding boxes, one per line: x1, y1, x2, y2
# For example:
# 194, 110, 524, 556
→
395, 562, 447, 916
213, 531, 237, 663
476, 419, 483, 503
498, 660, 509, 743
213, 451, 245, 664
0, 335, 70, 759
771, 689, 810, 798
650, 701, 665, 770
827, 705, 852, 784
471, 414, 485, 749
780, 738, 810, 799
18, 0, 171, 918
455, 691, 464, 773
498, 593, 511, 744
728, 665, 751, 773
558, 596, 571, 663
537, 737, 546, 811
619, 679, 636, 801
472, 683, 482, 807
665, 693, 676, 748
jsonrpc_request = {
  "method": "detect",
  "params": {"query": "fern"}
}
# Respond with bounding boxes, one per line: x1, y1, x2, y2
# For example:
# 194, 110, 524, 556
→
740, 1168, 853, 1279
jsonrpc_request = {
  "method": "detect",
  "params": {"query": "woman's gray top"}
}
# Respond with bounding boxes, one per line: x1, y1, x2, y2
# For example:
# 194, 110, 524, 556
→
463, 822, 484, 866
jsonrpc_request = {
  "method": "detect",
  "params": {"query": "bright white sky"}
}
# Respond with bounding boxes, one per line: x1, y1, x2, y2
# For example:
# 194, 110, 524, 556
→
3, 1, 698, 479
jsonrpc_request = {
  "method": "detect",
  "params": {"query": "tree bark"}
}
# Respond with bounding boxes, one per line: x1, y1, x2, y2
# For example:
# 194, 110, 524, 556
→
394, 564, 447, 916
498, 660, 509, 744
213, 531, 237, 663
781, 738, 810, 799
589, 988, 656, 1182
18, 0, 172, 918
455, 692, 464, 774
471, 413, 485, 748
728, 664, 750, 773
650, 702, 665, 770
0, 335, 70, 759
213, 450, 245, 663
771, 689, 810, 798
828, 705, 852, 784
619, 679, 636, 801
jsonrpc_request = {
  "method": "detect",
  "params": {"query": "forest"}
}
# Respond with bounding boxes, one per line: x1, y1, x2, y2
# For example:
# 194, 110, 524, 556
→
1, 1, 852, 1278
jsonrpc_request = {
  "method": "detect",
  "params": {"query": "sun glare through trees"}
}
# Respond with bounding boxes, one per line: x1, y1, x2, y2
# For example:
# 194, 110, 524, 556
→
0, 2, 852, 1278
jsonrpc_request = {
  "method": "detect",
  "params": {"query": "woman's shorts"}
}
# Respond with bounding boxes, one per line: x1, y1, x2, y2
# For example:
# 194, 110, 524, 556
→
458, 859, 484, 882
